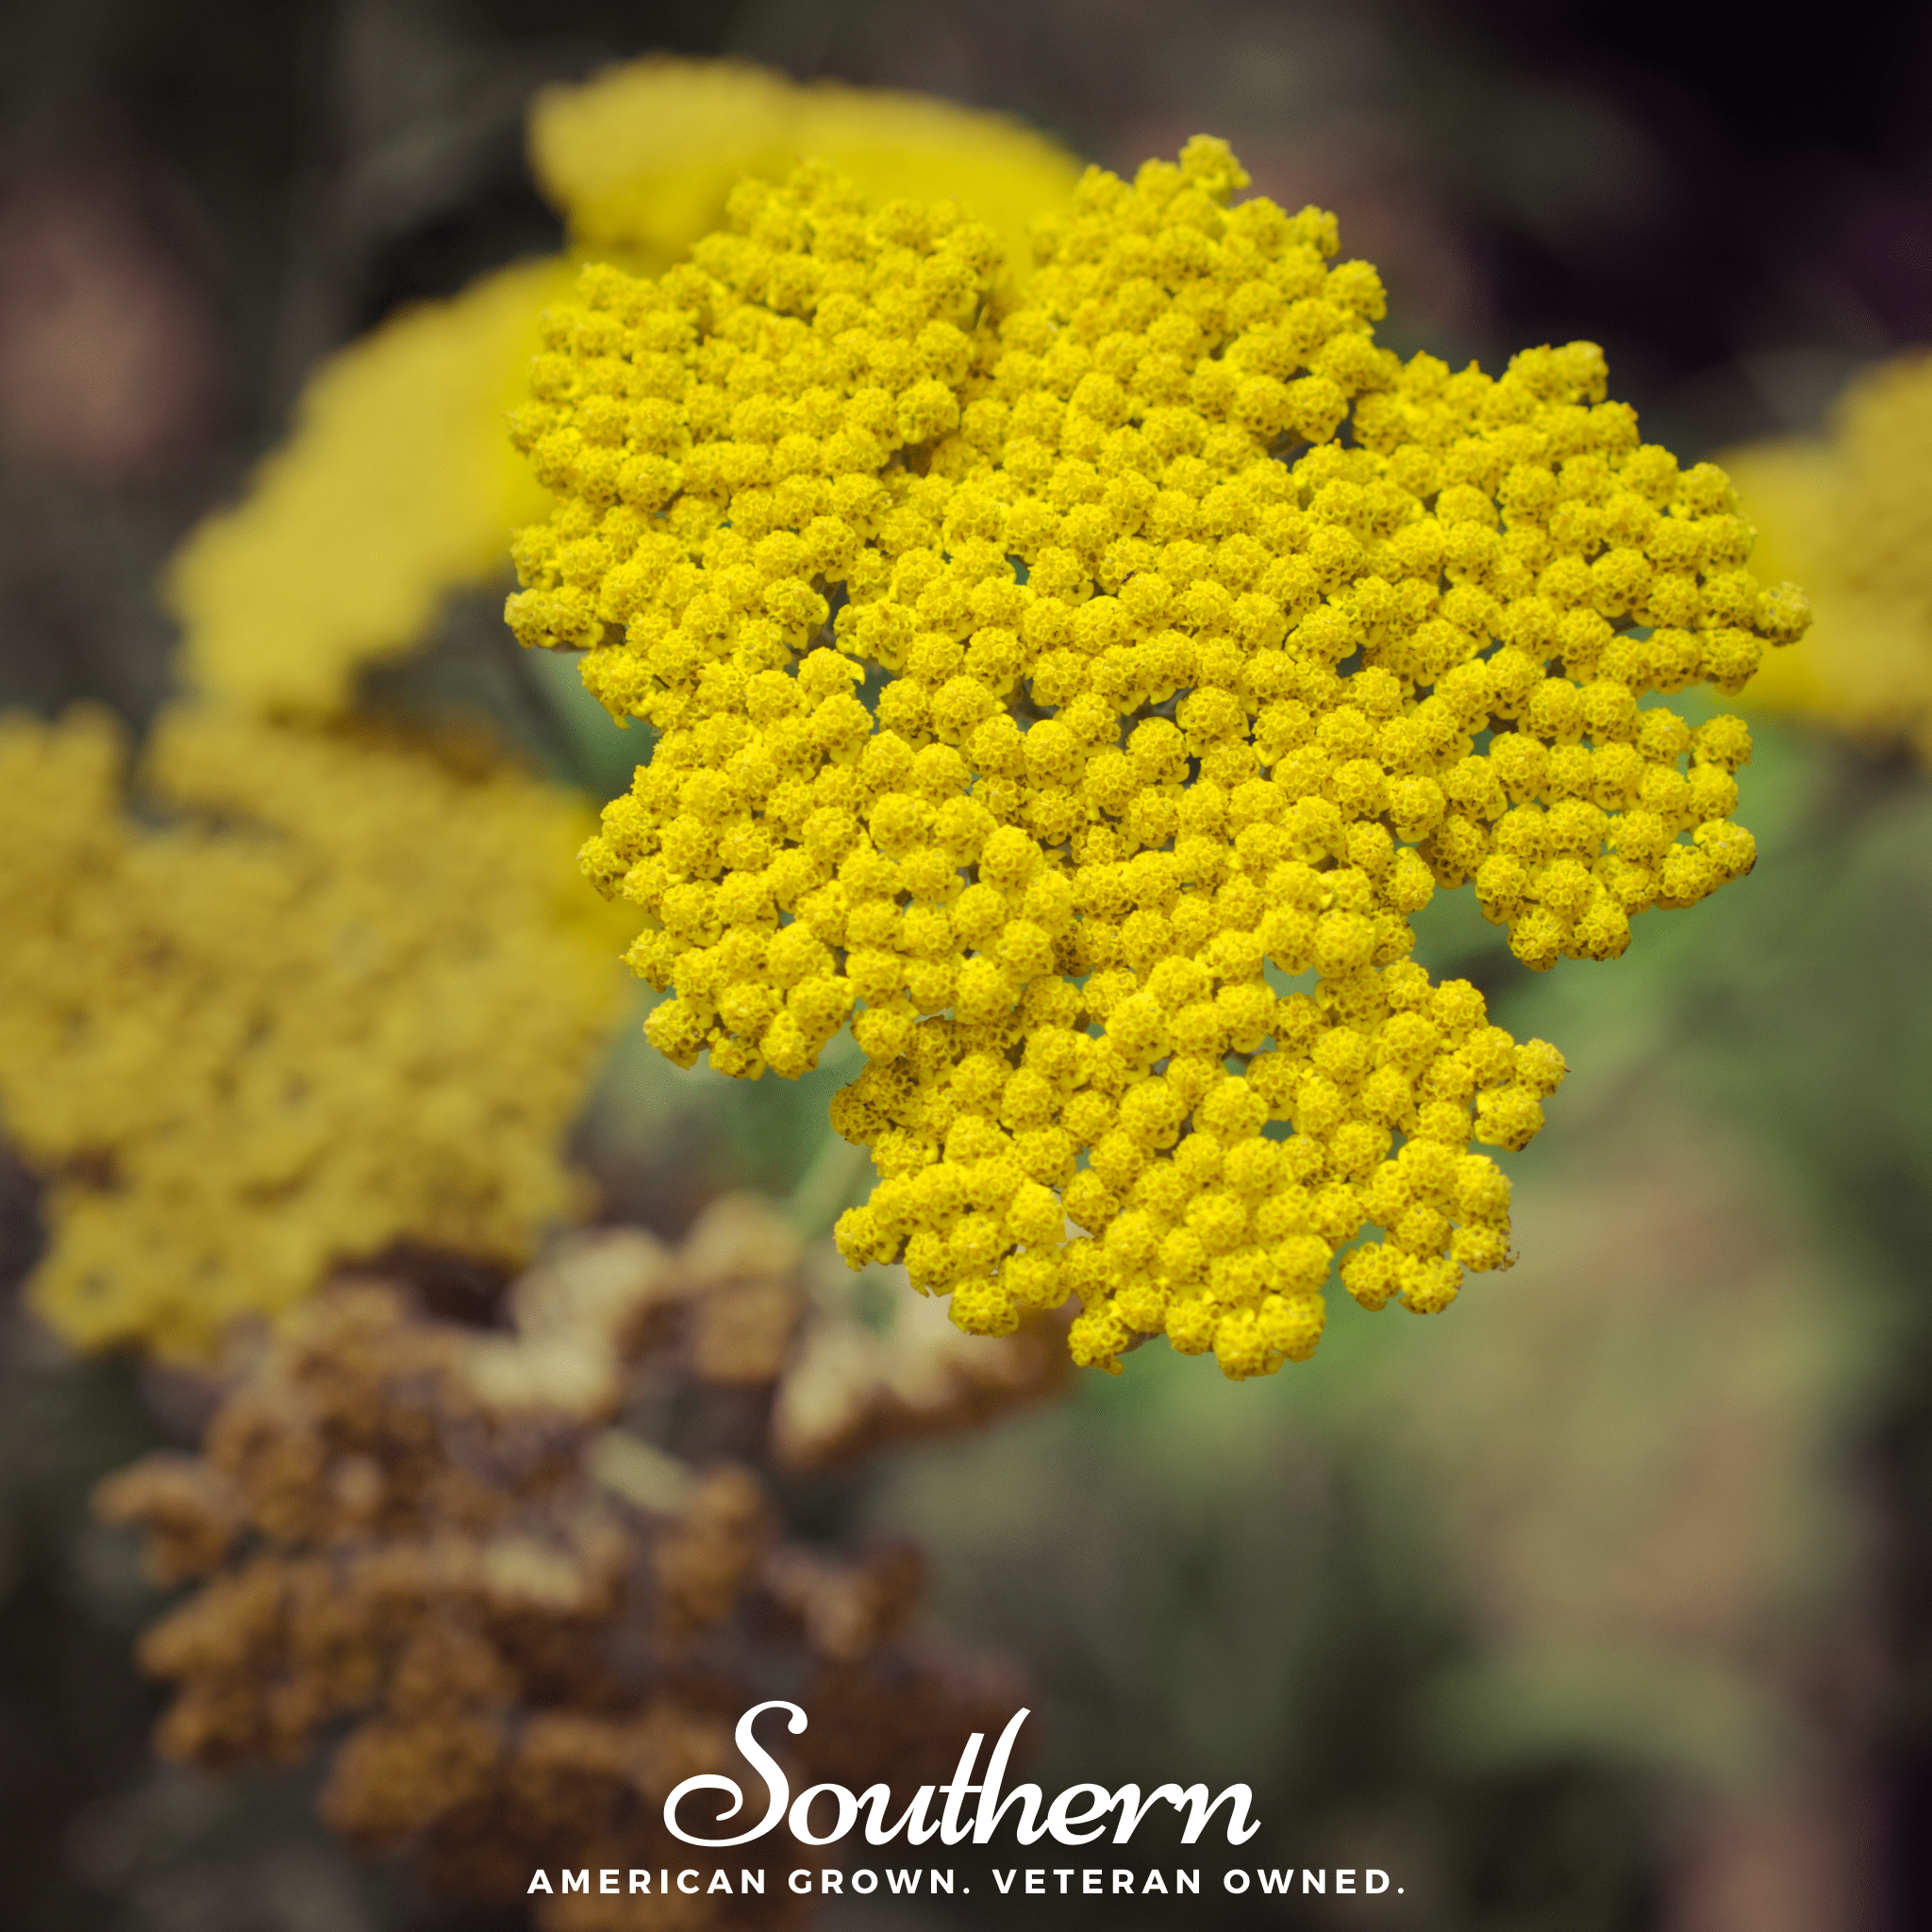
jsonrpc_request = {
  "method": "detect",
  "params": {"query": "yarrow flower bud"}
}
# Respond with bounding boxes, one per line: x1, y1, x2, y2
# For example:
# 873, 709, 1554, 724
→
508, 138, 1806, 1378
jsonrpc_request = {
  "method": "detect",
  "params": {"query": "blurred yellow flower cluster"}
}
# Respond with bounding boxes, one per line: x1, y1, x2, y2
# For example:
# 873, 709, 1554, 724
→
508, 139, 1805, 1378
0, 706, 625, 1357
171, 256, 574, 715
1728, 352, 1932, 757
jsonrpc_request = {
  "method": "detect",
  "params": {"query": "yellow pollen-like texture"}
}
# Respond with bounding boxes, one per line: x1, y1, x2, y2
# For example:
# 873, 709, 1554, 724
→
506, 139, 1807, 1379
0, 707, 629, 1358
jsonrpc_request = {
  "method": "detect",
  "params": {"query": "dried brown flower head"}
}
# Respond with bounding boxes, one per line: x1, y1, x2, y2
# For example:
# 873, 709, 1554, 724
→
97, 1199, 1040, 1928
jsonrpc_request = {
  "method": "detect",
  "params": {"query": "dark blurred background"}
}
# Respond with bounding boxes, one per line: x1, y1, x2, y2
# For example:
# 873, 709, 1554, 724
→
5, 3, 1932, 1929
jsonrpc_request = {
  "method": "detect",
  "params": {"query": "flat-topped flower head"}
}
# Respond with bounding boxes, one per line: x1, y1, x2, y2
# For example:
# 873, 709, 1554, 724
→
508, 139, 1806, 1378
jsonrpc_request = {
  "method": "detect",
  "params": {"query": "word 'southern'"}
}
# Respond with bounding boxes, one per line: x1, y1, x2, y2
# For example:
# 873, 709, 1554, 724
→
664, 1704, 1263, 1849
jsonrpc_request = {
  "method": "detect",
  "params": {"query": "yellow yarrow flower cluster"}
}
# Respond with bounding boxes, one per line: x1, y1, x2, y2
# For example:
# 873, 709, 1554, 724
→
506, 139, 1806, 1379
0, 708, 627, 1358
1727, 352, 1932, 757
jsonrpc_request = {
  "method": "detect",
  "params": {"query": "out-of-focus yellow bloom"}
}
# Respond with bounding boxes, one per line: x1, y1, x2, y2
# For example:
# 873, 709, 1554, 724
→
506, 141, 1804, 1379
170, 58, 1080, 720
0, 706, 628, 1359
1728, 353, 1932, 756
530, 56, 1082, 273
170, 258, 574, 716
